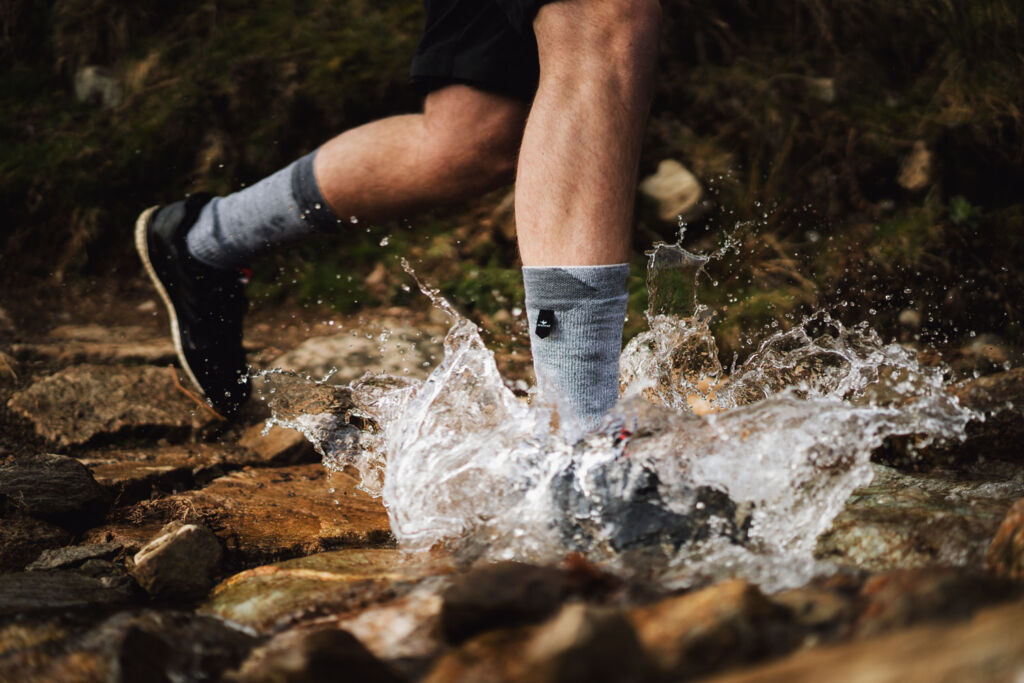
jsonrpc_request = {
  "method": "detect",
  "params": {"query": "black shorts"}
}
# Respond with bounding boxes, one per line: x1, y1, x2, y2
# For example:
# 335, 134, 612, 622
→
410, 0, 554, 101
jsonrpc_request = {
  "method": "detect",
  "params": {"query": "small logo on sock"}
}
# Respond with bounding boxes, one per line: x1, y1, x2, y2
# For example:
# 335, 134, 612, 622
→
535, 309, 555, 339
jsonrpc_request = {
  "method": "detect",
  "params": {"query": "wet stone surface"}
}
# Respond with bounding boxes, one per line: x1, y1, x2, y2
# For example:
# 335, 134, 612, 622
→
987, 498, 1024, 581
0, 515, 71, 572
86, 464, 393, 564
815, 462, 1024, 572
0, 610, 258, 683
75, 438, 315, 505
226, 626, 405, 683
0, 570, 134, 616
439, 562, 573, 645
26, 542, 123, 572
0, 453, 107, 529
711, 598, 1024, 683
8, 324, 178, 366
7, 364, 218, 446
628, 579, 798, 680
268, 323, 444, 384
131, 521, 223, 600
201, 548, 454, 633
2, 294, 1024, 682
853, 567, 1020, 637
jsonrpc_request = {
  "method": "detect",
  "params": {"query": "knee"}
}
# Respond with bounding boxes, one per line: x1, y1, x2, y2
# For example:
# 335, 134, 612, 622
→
537, 0, 661, 75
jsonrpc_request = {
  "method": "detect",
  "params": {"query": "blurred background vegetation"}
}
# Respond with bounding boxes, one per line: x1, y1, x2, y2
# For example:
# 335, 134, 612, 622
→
2, 0, 1022, 366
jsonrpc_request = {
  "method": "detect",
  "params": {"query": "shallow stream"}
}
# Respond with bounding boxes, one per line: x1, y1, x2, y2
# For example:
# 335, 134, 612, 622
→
259, 240, 975, 592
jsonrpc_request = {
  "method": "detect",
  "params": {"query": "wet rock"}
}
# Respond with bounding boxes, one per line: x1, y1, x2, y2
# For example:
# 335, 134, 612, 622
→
0, 515, 71, 572
769, 584, 855, 642
876, 366, 1024, 467
440, 562, 571, 644
9, 324, 177, 366
131, 521, 223, 600
1, 610, 257, 683
952, 334, 1021, 376
426, 604, 650, 683
76, 443, 291, 505
227, 627, 405, 683
73, 65, 123, 109
238, 422, 318, 465
336, 580, 447, 678
87, 464, 391, 565
201, 548, 454, 633
639, 159, 704, 223
26, 542, 122, 571
816, 463, 1024, 572
424, 627, 532, 683
9, 324, 262, 367
949, 366, 1024, 461
0, 570, 133, 615
897, 140, 933, 191
987, 498, 1024, 580
0, 620, 72, 660
523, 604, 652, 683
711, 598, 1024, 683
256, 371, 358, 423
629, 580, 796, 680
76, 445, 223, 504
0, 453, 107, 528
269, 325, 442, 383
855, 568, 1018, 637
7, 364, 218, 447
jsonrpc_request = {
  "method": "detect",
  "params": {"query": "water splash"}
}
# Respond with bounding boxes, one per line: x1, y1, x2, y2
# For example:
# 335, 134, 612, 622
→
260, 242, 974, 591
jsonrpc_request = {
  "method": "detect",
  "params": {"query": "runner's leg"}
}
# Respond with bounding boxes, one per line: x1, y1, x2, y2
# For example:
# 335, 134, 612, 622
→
517, 0, 661, 430
186, 85, 528, 269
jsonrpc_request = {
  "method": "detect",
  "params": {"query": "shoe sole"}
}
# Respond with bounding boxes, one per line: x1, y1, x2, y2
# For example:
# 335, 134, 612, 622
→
134, 206, 206, 398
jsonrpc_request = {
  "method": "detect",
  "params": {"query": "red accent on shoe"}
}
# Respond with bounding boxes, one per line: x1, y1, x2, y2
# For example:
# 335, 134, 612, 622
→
613, 428, 633, 457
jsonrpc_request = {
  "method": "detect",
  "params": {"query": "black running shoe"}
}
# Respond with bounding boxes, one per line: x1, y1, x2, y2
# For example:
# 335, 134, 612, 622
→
135, 194, 250, 417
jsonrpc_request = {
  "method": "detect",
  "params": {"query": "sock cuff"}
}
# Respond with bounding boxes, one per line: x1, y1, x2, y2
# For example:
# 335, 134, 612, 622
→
523, 264, 629, 309
291, 150, 340, 233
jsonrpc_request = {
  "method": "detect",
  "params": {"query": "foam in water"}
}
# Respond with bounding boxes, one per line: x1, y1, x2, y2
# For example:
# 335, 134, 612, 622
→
259, 245, 973, 592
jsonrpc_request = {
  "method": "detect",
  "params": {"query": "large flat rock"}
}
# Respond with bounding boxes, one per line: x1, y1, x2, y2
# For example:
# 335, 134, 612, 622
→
711, 598, 1024, 683
85, 464, 392, 565
816, 463, 1024, 572
201, 548, 453, 633
268, 324, 443, 383
7, 324, 261, 367
0, 515, 71, 572
75, 434, 316, 504
0, 570, 133, 616
0, 610, 256, 683
0, 453, 107, 529
7, 364, 218, 447
8, 325, 177, 365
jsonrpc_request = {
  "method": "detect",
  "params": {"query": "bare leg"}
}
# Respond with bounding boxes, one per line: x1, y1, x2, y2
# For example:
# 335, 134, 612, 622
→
515, 0, 661, 266
315, 85, 529, 221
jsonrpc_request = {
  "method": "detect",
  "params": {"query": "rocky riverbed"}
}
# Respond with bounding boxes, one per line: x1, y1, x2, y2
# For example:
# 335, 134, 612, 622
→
2, 286, 1024, 682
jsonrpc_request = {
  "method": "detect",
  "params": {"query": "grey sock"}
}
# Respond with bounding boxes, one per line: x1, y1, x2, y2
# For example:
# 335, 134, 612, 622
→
523, 264, 630, 431
186, 150, 339, 269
